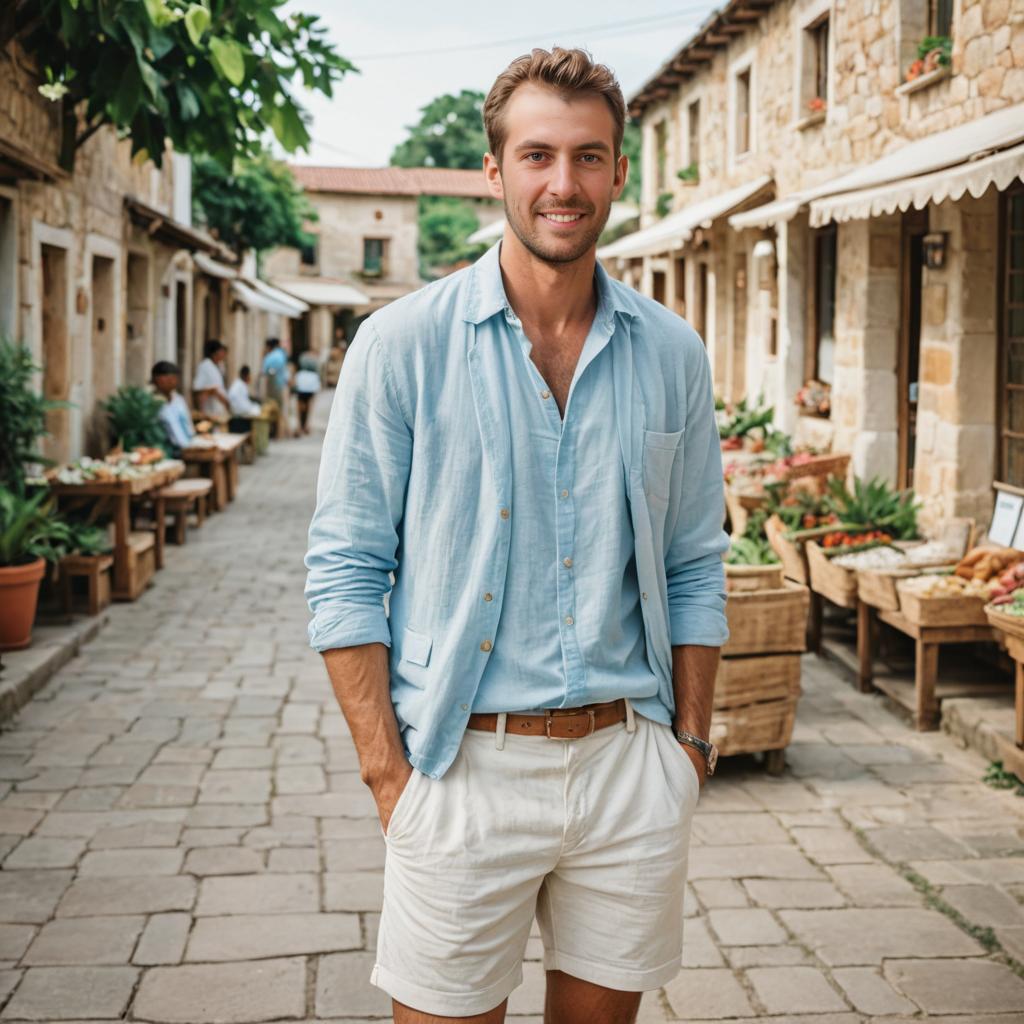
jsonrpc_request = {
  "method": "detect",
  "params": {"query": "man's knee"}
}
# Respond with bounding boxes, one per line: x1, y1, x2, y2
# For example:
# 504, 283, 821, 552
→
544, 970, 642, 1024
393, 996, 508, 1024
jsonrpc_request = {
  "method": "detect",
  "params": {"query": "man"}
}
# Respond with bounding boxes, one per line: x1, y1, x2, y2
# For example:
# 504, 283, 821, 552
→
228, 365, 262, 417
193, 339, 230, 417
151, 361, 195, 455
306, 47, 727, 1024
262, 337, 291, 438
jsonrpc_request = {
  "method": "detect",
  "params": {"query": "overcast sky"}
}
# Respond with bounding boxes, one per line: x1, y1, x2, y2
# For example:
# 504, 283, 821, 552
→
281, 0, 719, 167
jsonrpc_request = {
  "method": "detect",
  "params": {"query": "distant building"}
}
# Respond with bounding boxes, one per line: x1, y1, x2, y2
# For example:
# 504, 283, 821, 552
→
264, 165, 503, 354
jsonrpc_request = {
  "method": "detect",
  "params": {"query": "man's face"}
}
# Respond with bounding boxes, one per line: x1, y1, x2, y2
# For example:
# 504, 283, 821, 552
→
154, 373, 178, 396
213, 348, 226, 365
484, 83, 627, 266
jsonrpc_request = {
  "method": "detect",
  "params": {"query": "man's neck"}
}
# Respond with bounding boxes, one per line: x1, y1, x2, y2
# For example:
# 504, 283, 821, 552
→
498, 232, 597, 336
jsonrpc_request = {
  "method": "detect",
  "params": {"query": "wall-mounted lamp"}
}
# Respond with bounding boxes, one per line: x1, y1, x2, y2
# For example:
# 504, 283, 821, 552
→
922, 232, 948, 270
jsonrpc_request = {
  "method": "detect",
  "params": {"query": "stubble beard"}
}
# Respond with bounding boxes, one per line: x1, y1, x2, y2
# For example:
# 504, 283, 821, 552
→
503, 193, 613, 267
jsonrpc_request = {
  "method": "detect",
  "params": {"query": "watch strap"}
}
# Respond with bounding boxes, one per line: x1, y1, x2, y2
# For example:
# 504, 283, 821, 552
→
675, 729, 716, 775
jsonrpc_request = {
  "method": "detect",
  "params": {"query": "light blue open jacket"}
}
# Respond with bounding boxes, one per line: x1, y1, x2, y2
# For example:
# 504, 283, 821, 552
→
305, 243, 729, 778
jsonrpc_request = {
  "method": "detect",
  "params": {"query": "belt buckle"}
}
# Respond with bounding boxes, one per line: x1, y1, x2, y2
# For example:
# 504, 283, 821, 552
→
544, 708, 596, 739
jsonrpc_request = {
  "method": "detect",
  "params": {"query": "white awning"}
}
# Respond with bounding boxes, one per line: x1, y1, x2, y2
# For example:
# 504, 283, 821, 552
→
271, 278, 371, 307
246, 278, 309, 316
193, 252, 238, 279
730, 101, 1024, 230
809, 141, 1024, 226
598, 176, 772, 260
230, 280, 298, 317
468, 202, 640, 246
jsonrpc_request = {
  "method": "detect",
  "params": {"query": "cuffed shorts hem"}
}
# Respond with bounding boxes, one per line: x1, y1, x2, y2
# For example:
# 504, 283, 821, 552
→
370, 959, 523, 1017
542, 948, 683, 993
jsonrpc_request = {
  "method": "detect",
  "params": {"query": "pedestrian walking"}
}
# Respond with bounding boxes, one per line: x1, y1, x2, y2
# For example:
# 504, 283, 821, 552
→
292, 353, 322, 435
261, 337, 291, 438
305, 46, 728, 1024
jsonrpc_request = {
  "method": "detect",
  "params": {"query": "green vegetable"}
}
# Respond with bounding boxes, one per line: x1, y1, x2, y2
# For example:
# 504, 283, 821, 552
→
719, 394, 775, 439
824, 475, 919, 539
726, 535, 780, 566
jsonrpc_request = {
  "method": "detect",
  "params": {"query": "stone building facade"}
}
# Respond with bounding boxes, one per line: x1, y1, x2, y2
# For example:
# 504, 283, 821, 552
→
601, 0, 1024, 526
263, 165, 502, 355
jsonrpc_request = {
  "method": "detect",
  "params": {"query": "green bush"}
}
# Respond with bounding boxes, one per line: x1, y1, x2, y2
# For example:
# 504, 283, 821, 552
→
102, 387, 169, 454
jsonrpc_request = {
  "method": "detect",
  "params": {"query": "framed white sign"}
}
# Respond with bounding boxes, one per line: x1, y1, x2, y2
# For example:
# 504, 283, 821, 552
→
990, 487, 1024, 547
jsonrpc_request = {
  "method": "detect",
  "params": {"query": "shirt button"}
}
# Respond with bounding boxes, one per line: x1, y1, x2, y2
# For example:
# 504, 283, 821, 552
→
642, 592, 648, 601
483, 592, 493, 602
540, 389, 551, 400
461, 703, 469, 711
563, 557, 573, 568
560, 489, 569, 499
480, 640, 493, 652
500, 507, 510, 520
565, 616, 574, 626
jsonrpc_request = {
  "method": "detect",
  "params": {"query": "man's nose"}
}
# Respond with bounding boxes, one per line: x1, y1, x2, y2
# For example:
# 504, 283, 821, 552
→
547, 156, 581, 199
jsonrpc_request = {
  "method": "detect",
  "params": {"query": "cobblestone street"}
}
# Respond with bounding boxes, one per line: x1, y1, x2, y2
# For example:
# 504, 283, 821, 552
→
0, 415, 1023, 1022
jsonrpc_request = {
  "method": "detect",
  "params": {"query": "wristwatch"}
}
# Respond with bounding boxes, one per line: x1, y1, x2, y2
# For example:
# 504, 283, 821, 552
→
676, 729, 718, 776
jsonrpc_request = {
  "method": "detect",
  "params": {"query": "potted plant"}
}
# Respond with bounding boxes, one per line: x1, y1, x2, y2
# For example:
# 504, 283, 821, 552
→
806, 96, 826, 115
0, 488, 72, 649
676, 162, 699, 184
0, 337, 61, 495
102, 386, 169, 454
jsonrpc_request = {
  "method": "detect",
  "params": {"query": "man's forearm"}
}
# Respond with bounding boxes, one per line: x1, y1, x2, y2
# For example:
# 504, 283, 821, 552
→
321, 642, 407, 787
671, 644, 720, 740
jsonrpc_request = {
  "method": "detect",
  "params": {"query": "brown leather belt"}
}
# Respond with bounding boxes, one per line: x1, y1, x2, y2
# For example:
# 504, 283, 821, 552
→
467, 699, 627, 739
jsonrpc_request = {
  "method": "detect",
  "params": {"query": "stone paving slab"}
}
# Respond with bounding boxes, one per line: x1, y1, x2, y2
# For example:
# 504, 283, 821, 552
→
0, 426, 1020, 1020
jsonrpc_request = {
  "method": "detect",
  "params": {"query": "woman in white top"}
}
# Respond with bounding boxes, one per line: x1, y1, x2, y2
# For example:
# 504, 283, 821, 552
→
193, 339, 230, 418
292, 352, 322, 435
228, 365, 262, 417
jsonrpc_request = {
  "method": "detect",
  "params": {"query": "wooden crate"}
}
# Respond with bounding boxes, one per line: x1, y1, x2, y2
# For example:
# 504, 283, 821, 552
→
714, 654, 801, 709
896, 583, 989, 627
984, 605, 1024, 640
783, 452, 850, 484
806, 541, 858, 609
711, 695, 800, 756
723, 581, 809, 656
857, 567, 923, 612
113, 531, 156, 601
726, 563, 785, 592
765, 514, 809, 584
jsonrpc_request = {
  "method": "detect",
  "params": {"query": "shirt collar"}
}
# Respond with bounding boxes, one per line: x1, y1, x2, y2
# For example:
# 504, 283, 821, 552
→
463, 240, 639, 327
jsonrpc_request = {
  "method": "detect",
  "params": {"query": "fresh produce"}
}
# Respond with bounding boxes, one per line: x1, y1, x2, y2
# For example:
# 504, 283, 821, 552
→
718, 395, 774, 441
54, 454, 177, 485
821, 528, 892, 550
954, 545, 1024, 583
832, 546, 908, 570
102, 386, 168, 455
823, 476, 919, 540
900, 573, 991, 600
989, 562, 1024, 604
726, 535, 779, 566
991, 589, 1024, 616
904, 540, 962, 566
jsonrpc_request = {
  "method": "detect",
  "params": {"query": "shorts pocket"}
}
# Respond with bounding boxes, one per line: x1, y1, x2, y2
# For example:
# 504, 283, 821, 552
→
383, 767, 421, 841
643, 429, 685, 505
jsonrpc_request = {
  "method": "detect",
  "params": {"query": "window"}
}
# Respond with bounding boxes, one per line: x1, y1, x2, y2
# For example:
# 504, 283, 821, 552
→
735, 68, 752, 157
812, 225, 837, 387
654, 120, 668, 192
929, 0, 953, 37
685, 100, 701, 179
299, 237, 318, 267
1000, 186, 1024, 486
363, 238, 386, 276
803, 16, 830, 113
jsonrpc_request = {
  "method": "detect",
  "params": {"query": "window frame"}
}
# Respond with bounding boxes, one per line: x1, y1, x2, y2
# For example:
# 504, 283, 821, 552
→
999, 183, 1024, 487
808, 223, 838, 391
362, 237, 388, 277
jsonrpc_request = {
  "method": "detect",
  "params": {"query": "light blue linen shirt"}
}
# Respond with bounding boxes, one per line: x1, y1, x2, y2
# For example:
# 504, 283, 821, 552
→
473, 273, 657, 713
157, 392, 195, 453
305, 243, 729, 779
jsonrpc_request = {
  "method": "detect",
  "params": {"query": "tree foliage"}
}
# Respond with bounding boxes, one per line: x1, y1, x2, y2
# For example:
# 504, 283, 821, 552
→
417, 195, 482, 276
192, 151, 315, 258
4, 0, 354, 171
620, 120, 641, 204
391, 89, 487, 170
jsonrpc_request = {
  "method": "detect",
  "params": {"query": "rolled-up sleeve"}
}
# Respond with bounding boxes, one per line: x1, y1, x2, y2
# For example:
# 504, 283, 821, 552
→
304, 322, 412, 652
665, 339, 729, 647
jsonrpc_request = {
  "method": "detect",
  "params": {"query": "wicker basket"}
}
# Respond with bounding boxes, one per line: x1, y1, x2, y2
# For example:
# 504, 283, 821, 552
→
714, 653, 801, 709
806, 541, 859, 609
723, 581, 810, 656
711, 695, 800, 756
857, 567, 924, 611
726, 563, 786, 592
765, 514, 809, 584
985, 605, 1024, 640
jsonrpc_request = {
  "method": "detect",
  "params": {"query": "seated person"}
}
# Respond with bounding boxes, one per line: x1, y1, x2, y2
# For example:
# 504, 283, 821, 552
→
152, 361, 196, 455
228, 365, 262, 417
193, 339, 230, 418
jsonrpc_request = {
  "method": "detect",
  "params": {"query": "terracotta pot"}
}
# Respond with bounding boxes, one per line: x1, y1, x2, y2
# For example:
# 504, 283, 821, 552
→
0, 558, 46, 651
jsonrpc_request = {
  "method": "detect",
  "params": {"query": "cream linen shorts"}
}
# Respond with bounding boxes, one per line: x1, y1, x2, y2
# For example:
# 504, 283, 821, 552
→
371, 707, 700, 1017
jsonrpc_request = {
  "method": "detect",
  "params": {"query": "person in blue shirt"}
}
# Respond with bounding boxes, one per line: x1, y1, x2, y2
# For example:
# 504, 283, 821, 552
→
261, 337, 291, 438
151, 361, 195, 455
306, 47, 728, 1024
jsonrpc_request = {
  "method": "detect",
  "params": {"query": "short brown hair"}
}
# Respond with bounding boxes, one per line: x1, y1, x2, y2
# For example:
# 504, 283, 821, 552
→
483, 47, 626, 164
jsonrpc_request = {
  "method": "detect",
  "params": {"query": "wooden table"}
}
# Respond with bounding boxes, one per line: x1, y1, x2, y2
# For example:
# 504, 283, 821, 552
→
182, 433, 249, 511
49, 461, 184, 601
858, 603, 995, 729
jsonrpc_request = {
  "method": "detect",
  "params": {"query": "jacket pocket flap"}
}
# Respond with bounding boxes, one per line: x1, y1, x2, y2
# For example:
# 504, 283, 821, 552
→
402, 627, 432, 667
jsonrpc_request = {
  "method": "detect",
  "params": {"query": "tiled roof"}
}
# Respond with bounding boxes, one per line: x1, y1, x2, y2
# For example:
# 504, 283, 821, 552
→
289, 165, 492, 199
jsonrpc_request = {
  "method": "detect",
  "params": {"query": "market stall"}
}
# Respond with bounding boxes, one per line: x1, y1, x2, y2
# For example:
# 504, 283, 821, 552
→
181, 432, 248, 511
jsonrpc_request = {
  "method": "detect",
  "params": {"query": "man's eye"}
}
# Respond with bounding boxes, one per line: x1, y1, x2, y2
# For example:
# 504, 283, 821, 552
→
527, 152, 547, 162
580, 154, 599, 163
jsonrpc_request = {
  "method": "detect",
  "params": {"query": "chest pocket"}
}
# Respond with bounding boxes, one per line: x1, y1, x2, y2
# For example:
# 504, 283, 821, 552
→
642, 428, 685, 506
